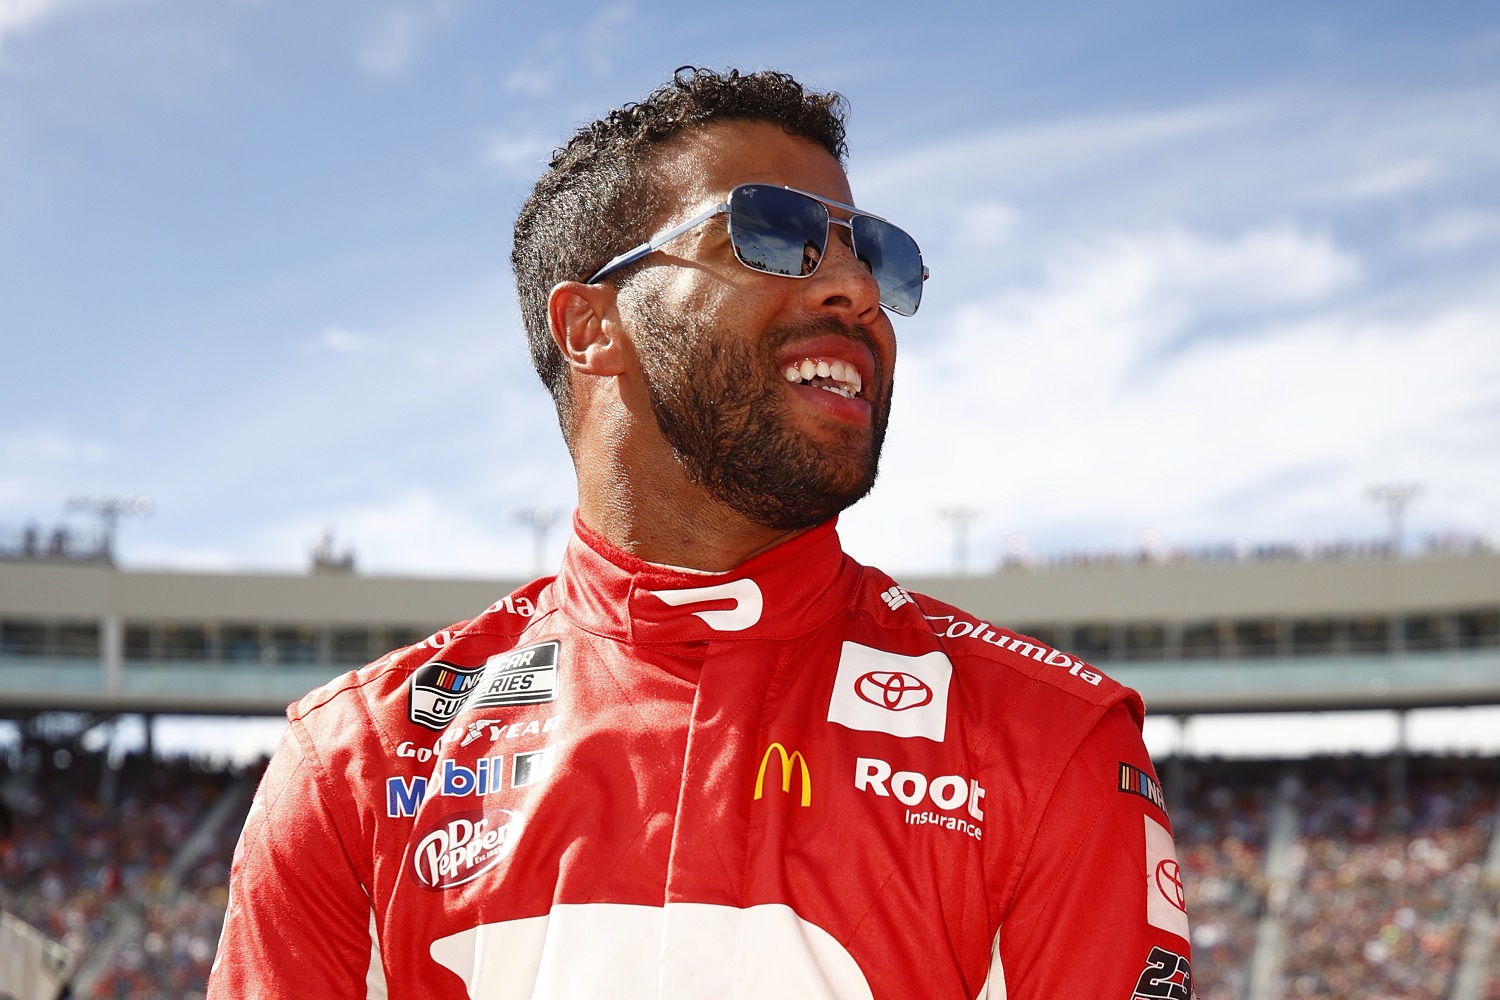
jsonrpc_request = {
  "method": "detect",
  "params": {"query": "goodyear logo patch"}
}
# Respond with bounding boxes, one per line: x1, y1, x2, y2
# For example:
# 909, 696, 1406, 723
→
409, 662, 485, 730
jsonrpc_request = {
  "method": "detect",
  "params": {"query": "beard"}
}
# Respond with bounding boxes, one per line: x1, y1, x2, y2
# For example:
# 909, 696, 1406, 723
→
632, 303, 890, 532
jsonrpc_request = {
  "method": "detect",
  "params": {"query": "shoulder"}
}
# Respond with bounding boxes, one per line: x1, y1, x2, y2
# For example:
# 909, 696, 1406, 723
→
847, 565, 1144, 724
285, 576, 556, 753
846, 566, 1146, 773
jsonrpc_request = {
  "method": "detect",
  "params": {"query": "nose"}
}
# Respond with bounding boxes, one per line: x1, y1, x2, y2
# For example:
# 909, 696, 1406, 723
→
799, 218, 884, 324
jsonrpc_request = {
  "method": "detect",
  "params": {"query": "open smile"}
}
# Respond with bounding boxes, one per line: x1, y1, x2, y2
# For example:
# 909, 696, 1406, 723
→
781, 357, 864, 399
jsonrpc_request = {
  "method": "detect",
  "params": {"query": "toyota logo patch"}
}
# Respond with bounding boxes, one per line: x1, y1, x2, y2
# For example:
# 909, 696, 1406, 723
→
854, 670, 934, 712
1155, 859, 1186, 912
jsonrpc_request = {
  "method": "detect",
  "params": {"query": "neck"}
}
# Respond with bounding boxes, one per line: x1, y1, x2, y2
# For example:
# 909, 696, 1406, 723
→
565, 366, 815, 572
576, 469, 808, 573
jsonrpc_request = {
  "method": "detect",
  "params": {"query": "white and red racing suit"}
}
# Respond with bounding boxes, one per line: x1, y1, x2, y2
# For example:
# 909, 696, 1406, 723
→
208, 517, 1195, 1000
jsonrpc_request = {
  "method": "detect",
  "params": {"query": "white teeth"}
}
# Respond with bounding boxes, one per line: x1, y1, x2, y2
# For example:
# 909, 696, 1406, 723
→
782, 356, 864, 398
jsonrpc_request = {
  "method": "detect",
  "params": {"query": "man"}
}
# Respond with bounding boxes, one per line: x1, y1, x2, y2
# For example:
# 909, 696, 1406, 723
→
209, 67, 1194, 1000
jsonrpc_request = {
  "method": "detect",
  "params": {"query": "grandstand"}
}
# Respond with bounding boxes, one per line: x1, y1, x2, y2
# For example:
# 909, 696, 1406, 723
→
1, 537, 1498, 998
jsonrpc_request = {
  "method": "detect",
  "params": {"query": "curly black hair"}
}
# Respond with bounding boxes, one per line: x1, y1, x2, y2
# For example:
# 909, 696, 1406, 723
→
511, 66, 849, 435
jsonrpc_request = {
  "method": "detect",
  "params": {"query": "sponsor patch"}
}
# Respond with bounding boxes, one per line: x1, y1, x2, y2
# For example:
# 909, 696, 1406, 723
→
754, 743, 813, 808
922, 615, 1105, 687
1132, 945, 1192, 1000
1119, 761, 1167, 815
879, 585, 914, 611
511, 747, 556, 789
854, 756, 985, 840
469, 641, 560, 710
409, 662, 485, 730
385, 744, 561, 818
649, 579, 763, 631
1145, 815, 1190, 940
856, 670, 933, 712
411, 805, 523, 890
827, 643, 951, 741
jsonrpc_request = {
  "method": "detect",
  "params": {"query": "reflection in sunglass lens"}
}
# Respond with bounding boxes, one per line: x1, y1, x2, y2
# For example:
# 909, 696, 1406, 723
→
852, 216, 925, 316
728, 185, 829, 277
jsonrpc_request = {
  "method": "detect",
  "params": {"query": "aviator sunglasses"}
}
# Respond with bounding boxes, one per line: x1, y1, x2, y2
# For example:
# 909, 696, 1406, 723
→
587, 183, 930, 316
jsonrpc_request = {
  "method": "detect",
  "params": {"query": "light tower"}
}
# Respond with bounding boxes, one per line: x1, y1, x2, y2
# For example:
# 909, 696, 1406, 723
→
64, 495, 154, 564
513, 507, 560, 576
1366, 484, 1422, 557
938, 507, 983, 575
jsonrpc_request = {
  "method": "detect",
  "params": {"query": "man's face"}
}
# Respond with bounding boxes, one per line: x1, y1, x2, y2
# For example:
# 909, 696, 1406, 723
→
618, 121, 898, 531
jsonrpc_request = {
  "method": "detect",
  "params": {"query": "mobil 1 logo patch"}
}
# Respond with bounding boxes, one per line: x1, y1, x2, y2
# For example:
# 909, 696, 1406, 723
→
471, 641, 559, 709
409, 662, 485, 730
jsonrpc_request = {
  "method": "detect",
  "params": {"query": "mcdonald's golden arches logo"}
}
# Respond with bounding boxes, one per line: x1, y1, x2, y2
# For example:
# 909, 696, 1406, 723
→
754, 742, 812, 807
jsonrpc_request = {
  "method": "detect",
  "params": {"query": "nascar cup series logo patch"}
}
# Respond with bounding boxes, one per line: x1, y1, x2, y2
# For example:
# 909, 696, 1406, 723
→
407, 641, 561, 731
408, 662, 485, 730
469, 641, 559, 710
827, 642, 952, 741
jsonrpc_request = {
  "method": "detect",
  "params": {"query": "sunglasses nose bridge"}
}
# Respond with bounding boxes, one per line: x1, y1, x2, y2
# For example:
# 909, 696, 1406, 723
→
800, 216, 884, 318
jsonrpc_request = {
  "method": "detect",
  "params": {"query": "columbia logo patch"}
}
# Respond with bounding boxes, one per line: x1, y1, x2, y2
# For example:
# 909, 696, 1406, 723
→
880, 586, 914, 611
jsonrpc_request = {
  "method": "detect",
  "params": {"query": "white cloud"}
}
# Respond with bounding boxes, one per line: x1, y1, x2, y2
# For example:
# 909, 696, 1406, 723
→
502, 66, 554, 96
840, 224, 1499, 572
500, 4, 634, 96
0, 0, 79, 44
1319, 157, 1441, 202
1412, 210, 1500, 251
312, 324, 374, 354
1, 428, 111, 466
582, 3, 631, 75
855, 100, 1262, 209
481, 131, 552, 176
123, 541, 241, 573
256, 487, 571, 578
947, 201, 1019, 250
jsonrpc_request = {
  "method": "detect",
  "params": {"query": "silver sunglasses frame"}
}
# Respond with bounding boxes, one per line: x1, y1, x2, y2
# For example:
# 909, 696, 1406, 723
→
585, 184, 929, 313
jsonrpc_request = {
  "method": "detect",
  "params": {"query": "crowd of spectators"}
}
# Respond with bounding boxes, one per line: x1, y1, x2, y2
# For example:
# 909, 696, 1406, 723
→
996, 532, 1494, 573
1477, 861, 1500, 1000
1171, 760, 1275, 1000
1277, 758, 1497, 1000
0, 742, 259, 999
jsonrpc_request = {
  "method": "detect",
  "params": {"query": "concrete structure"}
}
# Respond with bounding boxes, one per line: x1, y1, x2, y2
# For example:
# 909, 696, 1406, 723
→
2, 549, 1497, 716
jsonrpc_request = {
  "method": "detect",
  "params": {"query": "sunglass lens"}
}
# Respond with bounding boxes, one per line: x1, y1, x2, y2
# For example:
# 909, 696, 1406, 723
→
852, 216, 925, 316
728, 185, 829, 277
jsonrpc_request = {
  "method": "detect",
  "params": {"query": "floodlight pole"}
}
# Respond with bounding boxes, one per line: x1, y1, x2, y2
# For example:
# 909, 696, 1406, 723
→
64, 495, 154, 564
1366, 484, 1422, 557
513, 507, 559, 576
938, 507, 983, 575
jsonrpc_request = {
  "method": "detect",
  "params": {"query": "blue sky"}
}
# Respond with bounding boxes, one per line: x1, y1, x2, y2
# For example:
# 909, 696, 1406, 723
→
4, 0, 1499, 577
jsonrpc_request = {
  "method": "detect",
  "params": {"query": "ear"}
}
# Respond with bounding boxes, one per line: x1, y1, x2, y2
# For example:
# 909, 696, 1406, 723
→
548, 281, 627, 377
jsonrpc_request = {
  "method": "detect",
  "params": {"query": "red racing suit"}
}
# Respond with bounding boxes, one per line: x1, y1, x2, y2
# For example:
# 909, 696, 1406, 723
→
208, 517, 1195, 1000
